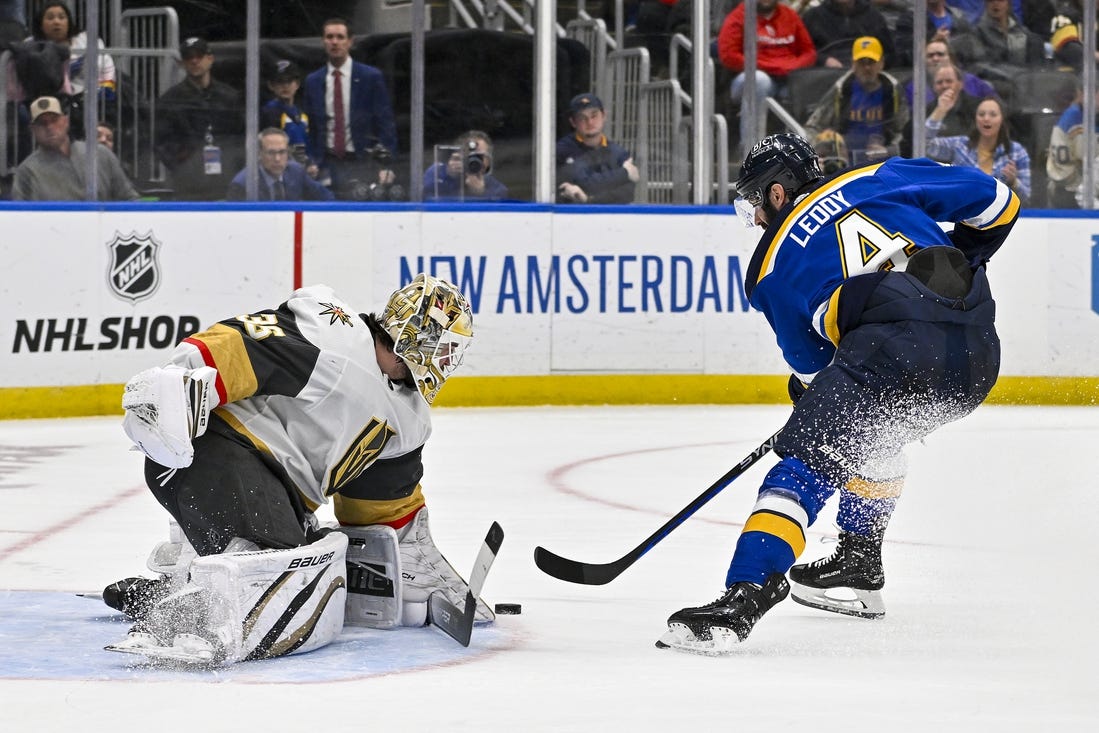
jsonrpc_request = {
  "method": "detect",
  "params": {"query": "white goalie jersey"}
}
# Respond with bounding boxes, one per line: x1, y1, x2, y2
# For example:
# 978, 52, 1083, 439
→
165, 284, 432, 508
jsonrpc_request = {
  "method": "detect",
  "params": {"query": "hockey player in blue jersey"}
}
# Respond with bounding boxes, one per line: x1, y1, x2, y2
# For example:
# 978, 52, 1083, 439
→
658, 132, 1019, 654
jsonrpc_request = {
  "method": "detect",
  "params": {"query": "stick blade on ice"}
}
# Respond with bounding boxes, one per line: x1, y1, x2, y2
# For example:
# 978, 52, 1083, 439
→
533, 546, 625, 585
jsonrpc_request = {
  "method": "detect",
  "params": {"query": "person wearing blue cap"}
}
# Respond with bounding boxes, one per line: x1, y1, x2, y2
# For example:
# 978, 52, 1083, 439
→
555, 92, 639, 204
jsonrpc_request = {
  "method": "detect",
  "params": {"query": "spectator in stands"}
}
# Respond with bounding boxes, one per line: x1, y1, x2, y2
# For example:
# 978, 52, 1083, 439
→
926, 95, 1031, 202
903, 38, 997, 107
716, 0, 816, 154
801, 0, 896, 69
666, 0, 737, 37
812, 129, 851, 174
155, 36, 245, 201
924, 63, 984, 135
901, 63, 982, 155
30, 2, 115, 101
424, 130, 509, 202
1049, 1, 1099, 70
261, 59, 318, 178
953, 0, 1053, 34
96, 119, 114, 150
804, 36, 909, 162
556, 93, 639, 204
226, 128, 334, 202
952, 0, 1022, 22
12, 95, 137, 201
0, 0, 26, 45
894, 0, 974, 66
624, 0, 684, 78
302, 17, 399, 201
950, 0, 1047, 79
28, 1, 114, 139
869, 0, 912, 31
630, 0, 679, 33
1046, 84, 1099, 208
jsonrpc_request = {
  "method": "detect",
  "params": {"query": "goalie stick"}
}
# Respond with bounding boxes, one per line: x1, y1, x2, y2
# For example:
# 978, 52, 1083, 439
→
534, 431, 780, 585
429, 521, 504, 647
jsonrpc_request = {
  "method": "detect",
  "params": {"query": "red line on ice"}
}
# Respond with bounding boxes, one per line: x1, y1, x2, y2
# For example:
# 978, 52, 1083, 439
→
0, 484, 148, 563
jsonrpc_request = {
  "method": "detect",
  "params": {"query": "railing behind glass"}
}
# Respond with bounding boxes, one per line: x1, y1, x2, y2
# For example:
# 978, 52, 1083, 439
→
566, 17, 608, 96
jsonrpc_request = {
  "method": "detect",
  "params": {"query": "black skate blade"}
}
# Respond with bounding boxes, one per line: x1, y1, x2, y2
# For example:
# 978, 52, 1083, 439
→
76, 592, 103, 600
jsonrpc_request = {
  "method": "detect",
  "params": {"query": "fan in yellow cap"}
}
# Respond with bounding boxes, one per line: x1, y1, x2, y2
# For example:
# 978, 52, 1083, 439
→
851, 36, 883, 64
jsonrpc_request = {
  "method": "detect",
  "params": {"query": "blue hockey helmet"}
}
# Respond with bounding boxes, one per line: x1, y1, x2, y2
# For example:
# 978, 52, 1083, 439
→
735, 133, 824, 209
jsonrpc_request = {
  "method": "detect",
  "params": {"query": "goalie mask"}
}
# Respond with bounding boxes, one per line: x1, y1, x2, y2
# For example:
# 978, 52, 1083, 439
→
382, 274, 473, 404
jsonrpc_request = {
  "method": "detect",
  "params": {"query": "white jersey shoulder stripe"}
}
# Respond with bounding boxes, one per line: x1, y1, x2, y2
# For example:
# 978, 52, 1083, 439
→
961, 180, 1018, 229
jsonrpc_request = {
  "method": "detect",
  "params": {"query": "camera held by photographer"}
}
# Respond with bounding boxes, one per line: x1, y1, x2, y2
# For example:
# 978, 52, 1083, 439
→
424, 130, 508, 202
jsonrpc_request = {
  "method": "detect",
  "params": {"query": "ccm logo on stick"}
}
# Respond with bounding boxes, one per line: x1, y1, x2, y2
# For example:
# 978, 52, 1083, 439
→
287, 552, 334, 569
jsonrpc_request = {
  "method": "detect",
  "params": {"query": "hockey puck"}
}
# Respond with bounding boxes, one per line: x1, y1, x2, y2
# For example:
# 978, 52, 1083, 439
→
494, 603, 522, 615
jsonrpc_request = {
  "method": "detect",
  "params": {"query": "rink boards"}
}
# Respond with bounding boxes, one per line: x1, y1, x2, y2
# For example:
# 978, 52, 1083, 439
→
2, 203, 1098, 417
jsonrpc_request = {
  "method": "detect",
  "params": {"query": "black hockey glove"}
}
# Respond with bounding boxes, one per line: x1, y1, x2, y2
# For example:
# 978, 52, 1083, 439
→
787, 374, 809, 405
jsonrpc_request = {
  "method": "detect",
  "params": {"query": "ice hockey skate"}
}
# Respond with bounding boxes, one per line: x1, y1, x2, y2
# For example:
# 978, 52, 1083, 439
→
656, 573, 789, 655
398, 507, 494, 625
102, 576, 173, 621
101, 520, 198, 620
106, 585, 232, 666
789, 531, 886, 619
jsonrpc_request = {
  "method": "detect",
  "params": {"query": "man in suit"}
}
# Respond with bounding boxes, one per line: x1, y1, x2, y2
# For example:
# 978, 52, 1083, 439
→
226, 128, 334, 201
301, 17, 398, 200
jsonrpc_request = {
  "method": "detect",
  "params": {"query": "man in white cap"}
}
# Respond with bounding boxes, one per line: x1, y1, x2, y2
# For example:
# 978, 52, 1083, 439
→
12, 96, 138, 201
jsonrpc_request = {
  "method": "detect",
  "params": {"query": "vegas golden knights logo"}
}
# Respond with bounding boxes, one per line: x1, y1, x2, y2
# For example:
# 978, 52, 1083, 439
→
107, 231, 162, 303
327, 418, 397, 494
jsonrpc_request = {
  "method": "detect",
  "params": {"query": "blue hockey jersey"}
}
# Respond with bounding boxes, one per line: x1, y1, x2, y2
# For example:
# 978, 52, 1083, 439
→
744, 157, 1019, 376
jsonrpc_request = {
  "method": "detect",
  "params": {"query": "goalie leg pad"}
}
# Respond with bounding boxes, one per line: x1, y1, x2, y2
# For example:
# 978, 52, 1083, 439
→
340, 524, 403, 629
108, 532, 348, 665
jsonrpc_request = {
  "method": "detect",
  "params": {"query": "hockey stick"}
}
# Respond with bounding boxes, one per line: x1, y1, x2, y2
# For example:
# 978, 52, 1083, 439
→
534, 431, 780, 585
429, 521, 504, 647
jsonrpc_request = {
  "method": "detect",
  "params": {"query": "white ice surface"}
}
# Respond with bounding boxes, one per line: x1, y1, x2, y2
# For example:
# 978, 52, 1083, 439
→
0, 405, 1096, 731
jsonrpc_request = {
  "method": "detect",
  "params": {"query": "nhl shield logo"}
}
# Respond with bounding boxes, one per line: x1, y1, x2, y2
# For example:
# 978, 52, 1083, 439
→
107, 231, 162, 303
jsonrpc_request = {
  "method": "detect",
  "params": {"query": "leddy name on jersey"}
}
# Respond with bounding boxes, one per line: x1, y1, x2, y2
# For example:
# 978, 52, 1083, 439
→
789, 191, 852, 247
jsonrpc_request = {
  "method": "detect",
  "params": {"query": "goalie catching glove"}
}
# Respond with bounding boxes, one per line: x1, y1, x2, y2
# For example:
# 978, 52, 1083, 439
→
122, 365, 218, 468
